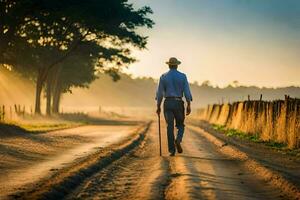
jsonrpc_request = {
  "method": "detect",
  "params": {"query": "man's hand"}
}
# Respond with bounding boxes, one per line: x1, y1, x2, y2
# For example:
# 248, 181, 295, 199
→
156, 106, 161, 115
186, 104, 191, 115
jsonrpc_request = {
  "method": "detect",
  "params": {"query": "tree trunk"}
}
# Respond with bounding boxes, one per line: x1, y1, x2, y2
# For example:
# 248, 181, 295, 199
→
35, 72, 43, 114
52, 84, 62, 114
51, 66, 62, 114
46, 76, 52, 116
35, 68, 48, 114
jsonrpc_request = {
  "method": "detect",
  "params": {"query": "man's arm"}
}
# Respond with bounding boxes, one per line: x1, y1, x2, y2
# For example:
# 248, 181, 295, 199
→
183, 75, 192, 115
186, 101, 191, 115
155, 76, 164, 115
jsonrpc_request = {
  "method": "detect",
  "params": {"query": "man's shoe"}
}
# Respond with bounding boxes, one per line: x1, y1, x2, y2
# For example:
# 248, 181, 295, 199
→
169, 151, 175, 156
175, 140, 183, 153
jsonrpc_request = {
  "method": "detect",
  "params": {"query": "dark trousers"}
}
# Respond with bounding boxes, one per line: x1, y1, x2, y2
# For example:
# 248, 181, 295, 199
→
163, 99, 185, 153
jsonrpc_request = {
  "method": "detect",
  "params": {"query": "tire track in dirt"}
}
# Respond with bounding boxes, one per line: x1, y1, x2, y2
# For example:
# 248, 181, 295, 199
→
9, 122, 151, 200
66, 122, 170, 200
164, 126, 286, 200
188, 124, 300, 200
10, 120, 289, 200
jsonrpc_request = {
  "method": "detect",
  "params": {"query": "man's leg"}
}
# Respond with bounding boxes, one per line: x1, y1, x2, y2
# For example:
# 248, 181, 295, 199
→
176, 125, 185, 143
164, 104, 175, 154
174, 101, 185, 153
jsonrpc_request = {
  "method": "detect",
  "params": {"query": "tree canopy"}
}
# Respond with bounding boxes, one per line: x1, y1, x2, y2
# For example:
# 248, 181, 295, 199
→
0, 0, 154, 114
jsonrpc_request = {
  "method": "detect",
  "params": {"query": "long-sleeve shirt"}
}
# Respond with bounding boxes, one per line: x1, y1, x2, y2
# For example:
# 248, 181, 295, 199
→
156, 69, 193, 106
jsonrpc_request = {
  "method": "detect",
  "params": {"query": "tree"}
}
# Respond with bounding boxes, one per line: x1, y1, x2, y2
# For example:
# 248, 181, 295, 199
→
1, 0, 154, 114
201, 80, 212, 87
46, 40, 133, 114
232, 80, 240, 87
0, 0, 36, 61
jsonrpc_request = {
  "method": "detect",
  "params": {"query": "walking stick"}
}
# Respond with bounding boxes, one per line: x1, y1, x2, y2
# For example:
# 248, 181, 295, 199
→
158, 114, 162, 156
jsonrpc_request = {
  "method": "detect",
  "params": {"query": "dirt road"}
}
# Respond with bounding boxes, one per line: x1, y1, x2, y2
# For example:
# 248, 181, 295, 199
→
0, 125, 140, 199
65, 122, 285, 200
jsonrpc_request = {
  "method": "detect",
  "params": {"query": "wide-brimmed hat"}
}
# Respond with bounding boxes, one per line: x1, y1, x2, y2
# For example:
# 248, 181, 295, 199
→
166, 57, 181, 66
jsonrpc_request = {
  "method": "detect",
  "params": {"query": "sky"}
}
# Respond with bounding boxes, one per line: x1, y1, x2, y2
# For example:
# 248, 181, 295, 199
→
126, 0, 300, 87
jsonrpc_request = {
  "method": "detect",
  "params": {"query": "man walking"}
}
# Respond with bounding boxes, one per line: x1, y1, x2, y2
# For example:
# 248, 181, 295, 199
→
156, 57, 193, 156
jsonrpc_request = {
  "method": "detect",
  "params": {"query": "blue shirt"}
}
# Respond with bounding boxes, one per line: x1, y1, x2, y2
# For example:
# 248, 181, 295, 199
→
156, 69, 193, 105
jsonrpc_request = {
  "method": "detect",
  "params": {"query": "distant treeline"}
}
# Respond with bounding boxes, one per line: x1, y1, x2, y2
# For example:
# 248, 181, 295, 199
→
61, 73, 300, 108
1, 70, 300, 109
199, 97, 300, 149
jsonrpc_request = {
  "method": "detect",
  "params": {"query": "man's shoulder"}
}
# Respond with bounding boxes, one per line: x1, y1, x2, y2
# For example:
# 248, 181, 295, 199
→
176, 70, 187, 78
160, 72, 168, 78
161, 70, 187, 79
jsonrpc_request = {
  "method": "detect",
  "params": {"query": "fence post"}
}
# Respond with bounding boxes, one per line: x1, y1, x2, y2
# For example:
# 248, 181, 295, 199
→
10, 106, 12, 120
2, 105, 5, 121
284, 95, 290, 101
14, 104, 17, 115
260, 94, 262, 101
248, 95, 250, 101
23, 105, 25, 117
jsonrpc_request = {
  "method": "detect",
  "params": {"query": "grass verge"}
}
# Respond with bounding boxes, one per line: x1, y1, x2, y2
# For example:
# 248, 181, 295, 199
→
212, 124, 260, 142
211, 124, 300, 153
14, 122, 82, 132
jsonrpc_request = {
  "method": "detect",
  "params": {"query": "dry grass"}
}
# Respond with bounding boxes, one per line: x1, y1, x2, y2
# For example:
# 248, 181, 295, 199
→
199, 97, 300, 149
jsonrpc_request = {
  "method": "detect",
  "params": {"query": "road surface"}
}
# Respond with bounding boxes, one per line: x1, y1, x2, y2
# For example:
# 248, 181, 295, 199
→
0, 125, 139, 199
66, 122, 284, 200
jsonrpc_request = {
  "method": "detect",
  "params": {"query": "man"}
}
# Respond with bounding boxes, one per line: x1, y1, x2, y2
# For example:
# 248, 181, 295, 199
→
156, 57, 193, 156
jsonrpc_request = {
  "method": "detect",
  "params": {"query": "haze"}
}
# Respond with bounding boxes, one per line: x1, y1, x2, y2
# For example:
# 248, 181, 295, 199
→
127, 0, 300, 87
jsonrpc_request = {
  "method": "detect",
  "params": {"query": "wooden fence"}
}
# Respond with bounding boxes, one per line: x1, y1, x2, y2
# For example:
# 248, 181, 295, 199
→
198, 96, 300, 149
0, 104, 33, 122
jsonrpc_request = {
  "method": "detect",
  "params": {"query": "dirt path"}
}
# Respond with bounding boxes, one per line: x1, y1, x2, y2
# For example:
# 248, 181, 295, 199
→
165, 126, 284, 200
66, 121, 169, 200
194, 121, 300, 189
0, 125, 139, 199
65, 122, 286, 200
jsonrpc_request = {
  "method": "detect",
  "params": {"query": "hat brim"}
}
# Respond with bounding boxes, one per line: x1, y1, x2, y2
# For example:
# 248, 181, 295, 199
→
166, 61, 181, 65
